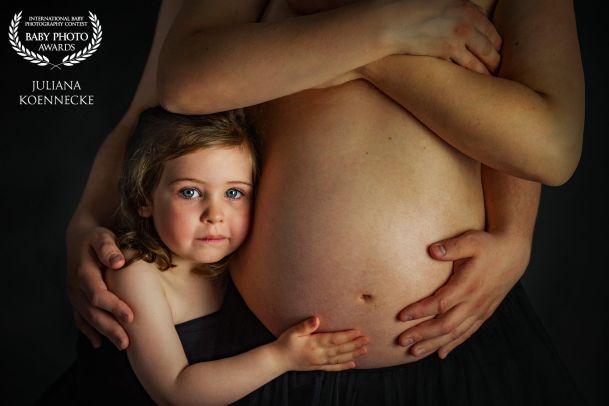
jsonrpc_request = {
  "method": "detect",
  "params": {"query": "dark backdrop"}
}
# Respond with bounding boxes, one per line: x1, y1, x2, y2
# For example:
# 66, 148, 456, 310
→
1, 1, 607, 405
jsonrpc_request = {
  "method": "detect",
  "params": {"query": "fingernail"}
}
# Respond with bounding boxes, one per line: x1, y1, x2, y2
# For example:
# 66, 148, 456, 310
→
414, 347, 427, 356
114, 340, 124, 350
431, 244, 447, 257
400, 313, 413, 322
401, 337, 414, 347
109, 254, 123, 265
121, 313, 131, 323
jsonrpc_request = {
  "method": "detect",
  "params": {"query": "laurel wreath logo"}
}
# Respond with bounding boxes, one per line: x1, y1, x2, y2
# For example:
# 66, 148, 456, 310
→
8, 11, 102, 70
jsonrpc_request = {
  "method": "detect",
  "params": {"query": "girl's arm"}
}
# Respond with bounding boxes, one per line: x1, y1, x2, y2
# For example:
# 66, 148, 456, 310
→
158, 0, 501, 114
105, 264, 367, 406
359, 0, 584, 186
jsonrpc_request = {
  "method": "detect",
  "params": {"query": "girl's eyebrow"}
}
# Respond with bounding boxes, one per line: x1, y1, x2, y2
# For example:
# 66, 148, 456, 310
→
169, 178, 253, 187
227, 181, 254, 187
168, 177, 204, 185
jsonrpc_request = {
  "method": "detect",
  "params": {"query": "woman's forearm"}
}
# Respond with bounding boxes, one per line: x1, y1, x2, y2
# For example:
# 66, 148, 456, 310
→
66, 0, 181, 242
359, 0, 584, 186
360, 54, 581, 185
482, 164, 540, 245
158, 0, 399, 114
67, 116, 133, 231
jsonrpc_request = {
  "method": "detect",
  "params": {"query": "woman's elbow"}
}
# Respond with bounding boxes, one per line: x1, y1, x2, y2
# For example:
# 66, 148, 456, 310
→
537, 99, 585, 186
157, 65, 231, 115
158, 76, 216, 115
540, 163, 578, 187
538, 131, 583, 187
158, 88, 198, 115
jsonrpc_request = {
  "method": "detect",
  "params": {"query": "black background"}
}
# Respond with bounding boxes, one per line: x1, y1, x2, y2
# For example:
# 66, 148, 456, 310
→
1, 1, 607, 405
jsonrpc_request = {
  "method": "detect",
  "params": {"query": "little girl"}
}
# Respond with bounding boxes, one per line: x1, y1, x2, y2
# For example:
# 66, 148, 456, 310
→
41, 107, 368, 405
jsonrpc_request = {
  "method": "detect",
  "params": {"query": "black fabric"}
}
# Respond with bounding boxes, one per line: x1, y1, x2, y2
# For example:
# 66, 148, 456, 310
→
216, 278, 588, 406
37, 311, 220, 405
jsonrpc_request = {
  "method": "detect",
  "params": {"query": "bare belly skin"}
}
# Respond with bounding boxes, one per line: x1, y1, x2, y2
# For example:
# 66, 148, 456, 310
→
231, 80, 485, 368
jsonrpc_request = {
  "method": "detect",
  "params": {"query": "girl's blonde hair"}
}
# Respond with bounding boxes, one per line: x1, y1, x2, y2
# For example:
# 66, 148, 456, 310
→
115, 106, 260, 278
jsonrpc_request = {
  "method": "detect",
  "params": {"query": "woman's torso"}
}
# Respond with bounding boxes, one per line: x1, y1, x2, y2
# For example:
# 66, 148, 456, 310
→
232, 78, 486, 367
231, 0, 494, 368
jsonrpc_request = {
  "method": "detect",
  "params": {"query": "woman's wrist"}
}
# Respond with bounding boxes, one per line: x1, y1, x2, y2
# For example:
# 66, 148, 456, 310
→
490, 228, 533, 272
373, 2, 403, 56
347, 0, 404, 58
66, 209, 94, 246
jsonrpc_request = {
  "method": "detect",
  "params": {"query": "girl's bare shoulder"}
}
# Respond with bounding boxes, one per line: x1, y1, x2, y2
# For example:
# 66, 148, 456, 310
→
104, 253, 164, 300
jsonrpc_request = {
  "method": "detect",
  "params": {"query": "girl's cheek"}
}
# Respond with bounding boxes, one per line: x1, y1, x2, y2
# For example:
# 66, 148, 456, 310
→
160, 207, 182, 226
157, 204, 193, 235
238, 212, 252, 238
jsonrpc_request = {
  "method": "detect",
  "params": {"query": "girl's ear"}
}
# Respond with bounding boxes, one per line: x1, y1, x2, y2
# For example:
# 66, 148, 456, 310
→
138, 204, 152, 218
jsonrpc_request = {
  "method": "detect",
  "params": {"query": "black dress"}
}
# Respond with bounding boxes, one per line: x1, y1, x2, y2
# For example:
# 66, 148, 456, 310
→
40, 279, 588, 405
214, 278, 588, 406
38, 311, 219, 405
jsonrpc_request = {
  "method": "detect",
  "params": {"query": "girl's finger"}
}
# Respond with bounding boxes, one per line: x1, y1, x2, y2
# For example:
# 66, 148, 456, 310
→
318, 361, 356, 372
318, 329, 363, 346
328, 347, 367, 365
333, 336, 369, 355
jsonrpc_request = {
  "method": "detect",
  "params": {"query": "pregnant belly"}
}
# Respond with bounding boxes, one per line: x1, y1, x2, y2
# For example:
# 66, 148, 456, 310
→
231, 81, 485, 368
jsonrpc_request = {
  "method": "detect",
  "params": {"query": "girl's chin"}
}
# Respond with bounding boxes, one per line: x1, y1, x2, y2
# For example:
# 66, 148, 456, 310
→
194, 252, 228, 264
172, 251, 228, 266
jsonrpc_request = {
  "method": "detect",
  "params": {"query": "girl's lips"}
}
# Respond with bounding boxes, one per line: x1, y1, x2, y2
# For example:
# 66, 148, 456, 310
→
197, 236, 227, 243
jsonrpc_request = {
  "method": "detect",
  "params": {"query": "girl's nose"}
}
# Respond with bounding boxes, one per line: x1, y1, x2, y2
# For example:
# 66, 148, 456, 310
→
202, 202, 224, 223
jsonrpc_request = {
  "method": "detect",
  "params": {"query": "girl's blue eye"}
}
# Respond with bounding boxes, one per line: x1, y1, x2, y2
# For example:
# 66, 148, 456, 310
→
225, 188, 243, 200
179, 187, 201, 199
